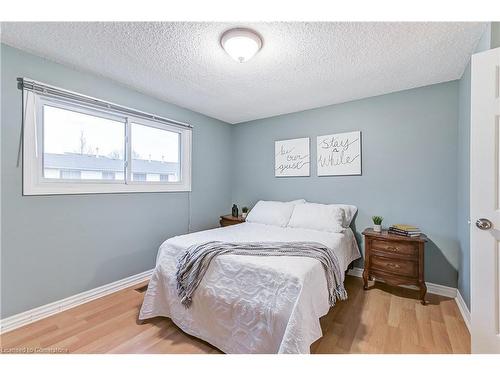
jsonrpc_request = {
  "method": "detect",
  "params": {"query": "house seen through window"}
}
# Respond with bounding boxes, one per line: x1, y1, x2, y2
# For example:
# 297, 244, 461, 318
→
42, 106, 181, 184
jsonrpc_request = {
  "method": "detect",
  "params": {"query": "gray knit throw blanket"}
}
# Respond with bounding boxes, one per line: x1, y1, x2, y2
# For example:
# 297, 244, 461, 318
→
176, 241, 347, 308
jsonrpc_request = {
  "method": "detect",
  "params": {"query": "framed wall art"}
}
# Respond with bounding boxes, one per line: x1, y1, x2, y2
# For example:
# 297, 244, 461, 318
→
274, 137, 310, 177
317, 131, 361, 176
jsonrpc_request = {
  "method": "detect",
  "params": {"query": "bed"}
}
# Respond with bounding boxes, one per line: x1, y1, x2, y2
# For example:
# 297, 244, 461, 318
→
139, 203, 361, 354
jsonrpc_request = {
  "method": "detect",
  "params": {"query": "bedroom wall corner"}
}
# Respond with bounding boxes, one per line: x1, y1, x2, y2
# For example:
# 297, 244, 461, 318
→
231, 81, 461, 289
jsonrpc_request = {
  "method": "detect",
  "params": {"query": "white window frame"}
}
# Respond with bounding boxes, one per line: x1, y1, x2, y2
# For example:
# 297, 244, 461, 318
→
23, 86, 192, 195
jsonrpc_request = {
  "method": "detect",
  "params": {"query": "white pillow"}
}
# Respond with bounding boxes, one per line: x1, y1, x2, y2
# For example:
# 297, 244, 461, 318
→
301, 201, 357, 227
245, 200, 296, 227
289, 199, 306, 205
287, 202, 345, 233
331, 204, 357, 227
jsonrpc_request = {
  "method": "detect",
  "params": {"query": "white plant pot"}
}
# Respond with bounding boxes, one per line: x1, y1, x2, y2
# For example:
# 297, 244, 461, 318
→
373, 224, 382, 232
242, 213, 247, 219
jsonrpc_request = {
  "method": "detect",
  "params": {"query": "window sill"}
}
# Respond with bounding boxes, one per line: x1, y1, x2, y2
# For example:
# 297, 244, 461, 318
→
23, 181, 192, 195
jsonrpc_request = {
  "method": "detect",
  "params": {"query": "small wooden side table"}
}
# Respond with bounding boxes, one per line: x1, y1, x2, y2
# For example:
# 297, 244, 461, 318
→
220, 214, 246, 227
362, 228, 428, 304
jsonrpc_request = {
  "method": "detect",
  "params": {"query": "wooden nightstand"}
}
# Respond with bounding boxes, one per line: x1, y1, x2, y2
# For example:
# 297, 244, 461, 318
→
362, 228, 428, 304
220, 214, 245, 227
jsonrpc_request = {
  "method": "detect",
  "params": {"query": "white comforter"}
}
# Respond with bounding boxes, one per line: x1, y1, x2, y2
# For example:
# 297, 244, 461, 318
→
139, 222, 361, 354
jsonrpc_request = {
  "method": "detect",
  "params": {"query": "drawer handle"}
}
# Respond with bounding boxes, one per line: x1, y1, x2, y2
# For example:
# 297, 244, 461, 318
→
386, 263, 400, 269
387, 246, 399, 252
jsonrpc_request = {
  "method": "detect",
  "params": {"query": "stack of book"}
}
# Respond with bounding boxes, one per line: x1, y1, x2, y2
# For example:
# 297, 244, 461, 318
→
388, 224, 421, 237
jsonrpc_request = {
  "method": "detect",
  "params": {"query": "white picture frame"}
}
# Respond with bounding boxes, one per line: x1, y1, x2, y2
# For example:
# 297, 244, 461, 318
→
317, 131, 362, 176
275, 137, 310, 177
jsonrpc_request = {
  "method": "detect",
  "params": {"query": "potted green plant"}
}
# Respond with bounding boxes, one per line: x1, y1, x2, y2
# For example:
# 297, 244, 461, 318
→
372, 216, 383, 232
241, 206, 249, 219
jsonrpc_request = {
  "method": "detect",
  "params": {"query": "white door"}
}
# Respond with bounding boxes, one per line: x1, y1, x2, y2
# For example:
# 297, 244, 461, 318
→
471, 47, 500, 353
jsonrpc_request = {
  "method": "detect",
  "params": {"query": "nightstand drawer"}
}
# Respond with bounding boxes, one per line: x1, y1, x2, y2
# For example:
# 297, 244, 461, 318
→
371, 239, 417, 258
220, 215, 245, 227
370, 255, 418, 278
220, 218, 242, 227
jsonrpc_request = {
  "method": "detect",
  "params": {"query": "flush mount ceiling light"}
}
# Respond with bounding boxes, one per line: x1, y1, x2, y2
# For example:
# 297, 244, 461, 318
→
220, 28, 262, 63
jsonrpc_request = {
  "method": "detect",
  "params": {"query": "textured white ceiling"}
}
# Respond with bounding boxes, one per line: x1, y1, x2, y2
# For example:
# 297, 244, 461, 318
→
1, 22, 487, 124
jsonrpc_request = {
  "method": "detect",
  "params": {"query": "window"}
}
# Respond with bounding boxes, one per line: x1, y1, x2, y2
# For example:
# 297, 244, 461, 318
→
131, 123, 180, 183
60, 170, 82, 179
43, 105, 125, 182
22, 79, 192, 195
102, 171, 116, 180
132, 173, 146, 181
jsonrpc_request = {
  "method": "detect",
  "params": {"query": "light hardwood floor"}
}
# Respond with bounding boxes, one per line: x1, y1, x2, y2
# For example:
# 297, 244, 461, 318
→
0, 276, 470, 354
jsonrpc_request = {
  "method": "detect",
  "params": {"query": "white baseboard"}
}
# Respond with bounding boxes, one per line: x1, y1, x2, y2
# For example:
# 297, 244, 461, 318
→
347, 266, 364, 278
0, 269, 153, 334
455, 289, 471, 332
426, 282, 457, 298
347, 267, 470, 331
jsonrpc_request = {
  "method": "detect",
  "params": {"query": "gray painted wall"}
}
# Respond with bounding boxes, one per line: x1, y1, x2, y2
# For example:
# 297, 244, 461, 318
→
232, 82, 460, 288
0, 44, 233, 318
456, 24, 492, 308
457, 63, 471, 308
491, 22, 500, 49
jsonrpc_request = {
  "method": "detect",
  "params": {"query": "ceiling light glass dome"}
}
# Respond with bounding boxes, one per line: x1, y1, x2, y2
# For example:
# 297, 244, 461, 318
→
220, 28, 262, 63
